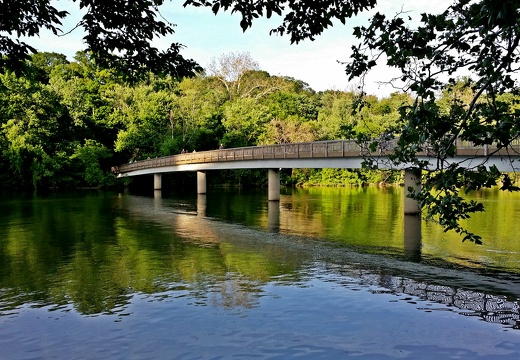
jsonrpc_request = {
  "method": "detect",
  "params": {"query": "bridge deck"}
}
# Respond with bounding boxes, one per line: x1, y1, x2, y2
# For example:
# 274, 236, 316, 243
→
114, 139, 520, 176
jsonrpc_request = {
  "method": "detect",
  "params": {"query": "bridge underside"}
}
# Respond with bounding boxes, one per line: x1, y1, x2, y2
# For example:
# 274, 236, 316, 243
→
117, 158, 365, 178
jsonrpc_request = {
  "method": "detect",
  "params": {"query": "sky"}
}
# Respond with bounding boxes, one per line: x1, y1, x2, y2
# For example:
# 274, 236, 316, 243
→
27, 0, 453, 98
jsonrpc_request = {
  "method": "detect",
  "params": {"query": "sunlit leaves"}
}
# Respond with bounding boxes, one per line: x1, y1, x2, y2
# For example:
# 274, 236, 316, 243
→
343, 0, 520, 242
0, 70, 69, 188
222, 97, 272, 146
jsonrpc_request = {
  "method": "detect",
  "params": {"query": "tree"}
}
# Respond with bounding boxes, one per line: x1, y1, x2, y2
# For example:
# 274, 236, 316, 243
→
173, 76, 224, 151
317, 90, 358, 140
107, 78, 177, 159
49, 52, 117, 137
187, 0, 520, 244
343, 0, 520, 243
222, 97, 272, 146
259, 116, 317, 145
0, 70, 70, 189
1, 0, 200, 80
258, 89, 320, 144
206, 52, 290, 101
207, 52, 259, 100
70, 139, 114, 187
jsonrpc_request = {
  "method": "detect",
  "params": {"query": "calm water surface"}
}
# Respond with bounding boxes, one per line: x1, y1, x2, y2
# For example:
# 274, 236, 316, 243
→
1, 187, 520, 359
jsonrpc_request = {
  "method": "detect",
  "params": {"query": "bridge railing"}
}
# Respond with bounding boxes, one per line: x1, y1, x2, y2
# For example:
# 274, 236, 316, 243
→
113, 138, 519, 174
114, 140, 368, 173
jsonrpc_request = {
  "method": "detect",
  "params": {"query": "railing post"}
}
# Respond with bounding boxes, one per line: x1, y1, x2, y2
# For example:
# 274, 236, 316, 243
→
326, 142, 328, 157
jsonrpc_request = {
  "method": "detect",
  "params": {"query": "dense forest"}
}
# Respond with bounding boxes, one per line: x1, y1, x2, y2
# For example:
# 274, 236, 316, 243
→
0, 51, 517, 192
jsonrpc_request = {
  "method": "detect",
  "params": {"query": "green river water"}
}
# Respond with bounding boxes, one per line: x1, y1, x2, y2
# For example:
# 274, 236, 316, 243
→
0, 186, 519, 359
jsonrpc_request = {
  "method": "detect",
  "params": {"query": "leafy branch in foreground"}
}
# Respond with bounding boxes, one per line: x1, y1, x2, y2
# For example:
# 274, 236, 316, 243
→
183, 0, 377, 43
1, 0, 201, 81
184, 0, 520, 242
344, 0, 520, 243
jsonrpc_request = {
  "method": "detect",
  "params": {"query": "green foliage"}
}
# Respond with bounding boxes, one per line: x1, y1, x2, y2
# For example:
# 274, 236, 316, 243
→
1, 0, 201, 81
316, 91, 357, 140
258, 116, 318, 145
173, 76, 224, 150
257, 89, 320, 144
185, 0, 378, 43
109, 82, 176, 158
222, 98, 272, 146
263, 91, 320, 121
340, 0, 520, 242
292, 168, 400, 187
0, 70, 69, 189
71, 140, 114, 187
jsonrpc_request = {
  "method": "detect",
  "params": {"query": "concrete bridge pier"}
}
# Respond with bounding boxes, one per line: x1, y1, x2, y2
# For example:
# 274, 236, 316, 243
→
197, 171, 207, 194
154, 173, 162, 190
197, 194, 207, 217
404, 169, 421, 215
404, 214, 422, 261
268, 200, 280, 232
268, 169, 281, 201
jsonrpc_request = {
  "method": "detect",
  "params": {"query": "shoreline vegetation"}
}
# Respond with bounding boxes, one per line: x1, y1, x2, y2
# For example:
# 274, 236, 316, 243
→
2, 51, 520, 194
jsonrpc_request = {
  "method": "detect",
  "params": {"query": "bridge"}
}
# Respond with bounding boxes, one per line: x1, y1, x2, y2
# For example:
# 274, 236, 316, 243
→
113, 138, 520, 214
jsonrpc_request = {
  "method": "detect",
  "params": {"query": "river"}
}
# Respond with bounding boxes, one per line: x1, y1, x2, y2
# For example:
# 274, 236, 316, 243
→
1, 186, 520, 359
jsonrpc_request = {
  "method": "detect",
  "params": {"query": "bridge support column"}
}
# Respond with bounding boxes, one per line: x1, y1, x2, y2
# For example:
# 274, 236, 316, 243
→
268, 169, 280, 201
197, 171, 206, 194
404, 169, 421, 214
197, 194, 206, 217
404, 214, 422, 261
268, 200, 280, 232
154, 173, 162, 190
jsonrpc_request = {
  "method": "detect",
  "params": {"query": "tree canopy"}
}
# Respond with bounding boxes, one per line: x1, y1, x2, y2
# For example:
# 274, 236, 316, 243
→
1, 0, 201, 80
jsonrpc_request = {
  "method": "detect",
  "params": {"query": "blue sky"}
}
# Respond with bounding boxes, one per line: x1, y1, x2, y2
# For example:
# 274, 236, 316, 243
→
29, 0, 452, 97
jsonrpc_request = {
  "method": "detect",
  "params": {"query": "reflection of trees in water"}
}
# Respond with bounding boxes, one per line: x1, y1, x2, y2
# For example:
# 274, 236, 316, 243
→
4, 193, 519, 328
364, 273, 520, 329
210, 278, 260, 311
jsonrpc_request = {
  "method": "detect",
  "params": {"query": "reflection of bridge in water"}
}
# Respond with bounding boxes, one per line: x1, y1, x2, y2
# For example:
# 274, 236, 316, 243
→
368, 273, 520, 329
115, 139, 520, 215
125, 194, 520, 330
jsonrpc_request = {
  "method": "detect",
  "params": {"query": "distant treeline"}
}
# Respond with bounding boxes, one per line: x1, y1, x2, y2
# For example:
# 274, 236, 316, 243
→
3, 51, 515, 191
